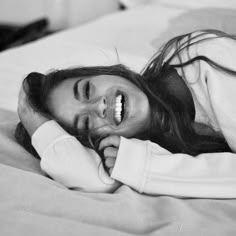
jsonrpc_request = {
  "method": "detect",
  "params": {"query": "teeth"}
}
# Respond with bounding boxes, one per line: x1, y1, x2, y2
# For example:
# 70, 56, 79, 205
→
115, 94, 123, 124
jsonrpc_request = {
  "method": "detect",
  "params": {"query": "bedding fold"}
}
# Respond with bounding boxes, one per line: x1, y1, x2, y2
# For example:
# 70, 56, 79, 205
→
1, 161, 236, 236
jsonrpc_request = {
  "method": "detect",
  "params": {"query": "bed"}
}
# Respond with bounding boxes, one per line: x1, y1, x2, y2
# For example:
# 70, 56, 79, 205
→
1, 1, 236, 235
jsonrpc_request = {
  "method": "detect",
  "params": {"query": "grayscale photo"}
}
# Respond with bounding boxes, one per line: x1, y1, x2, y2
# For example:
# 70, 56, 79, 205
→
0, 0, 236, 235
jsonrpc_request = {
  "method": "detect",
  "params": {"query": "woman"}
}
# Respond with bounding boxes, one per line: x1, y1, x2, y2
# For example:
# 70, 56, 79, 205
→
16, 29, 236, 197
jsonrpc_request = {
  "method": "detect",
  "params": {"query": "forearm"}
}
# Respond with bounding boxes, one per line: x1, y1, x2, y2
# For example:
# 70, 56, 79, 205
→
32, 120, 119, 192
111, 137, 236, 198
21, 114, 50, 137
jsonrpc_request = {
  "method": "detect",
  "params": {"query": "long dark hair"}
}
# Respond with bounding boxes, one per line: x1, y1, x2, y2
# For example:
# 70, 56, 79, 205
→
141, 29, 234, 154
15, 29, 233, 158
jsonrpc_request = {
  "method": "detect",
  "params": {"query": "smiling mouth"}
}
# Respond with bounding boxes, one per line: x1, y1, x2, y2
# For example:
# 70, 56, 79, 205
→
114, 92, 125, 125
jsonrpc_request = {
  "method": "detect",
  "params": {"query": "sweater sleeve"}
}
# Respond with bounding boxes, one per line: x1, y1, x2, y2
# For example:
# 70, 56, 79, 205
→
111, 137, 236, 198
32, 120, 119, 193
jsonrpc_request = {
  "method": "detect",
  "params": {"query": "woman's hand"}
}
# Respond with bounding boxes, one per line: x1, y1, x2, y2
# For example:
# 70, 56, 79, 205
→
99, 135, 121, 175
17, 82, 50, 137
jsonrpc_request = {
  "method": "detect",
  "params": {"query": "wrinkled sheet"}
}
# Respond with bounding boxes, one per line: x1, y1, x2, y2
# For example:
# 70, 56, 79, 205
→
1, 109, 236, 236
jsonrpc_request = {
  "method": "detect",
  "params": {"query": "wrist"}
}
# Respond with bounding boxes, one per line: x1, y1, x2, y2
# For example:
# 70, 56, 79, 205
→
24, 116, 50, 137
111, 137, 149, 192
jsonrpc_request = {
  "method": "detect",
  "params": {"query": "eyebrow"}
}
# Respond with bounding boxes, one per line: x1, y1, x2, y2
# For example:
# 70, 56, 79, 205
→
73, 79, 80, 100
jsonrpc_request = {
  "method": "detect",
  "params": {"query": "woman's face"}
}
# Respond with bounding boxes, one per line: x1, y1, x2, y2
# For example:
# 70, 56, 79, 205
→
47, 75, 151, 138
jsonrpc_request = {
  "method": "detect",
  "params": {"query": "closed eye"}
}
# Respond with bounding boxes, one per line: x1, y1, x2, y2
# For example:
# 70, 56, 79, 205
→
84, 81, 90, 100
84, 116, 90, 131
73, 79, 81, 101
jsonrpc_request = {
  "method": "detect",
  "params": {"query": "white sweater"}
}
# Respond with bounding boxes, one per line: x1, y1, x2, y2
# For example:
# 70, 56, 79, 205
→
32, 31, 236, 197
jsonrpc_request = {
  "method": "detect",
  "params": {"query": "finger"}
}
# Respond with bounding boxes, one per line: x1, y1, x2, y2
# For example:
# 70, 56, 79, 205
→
18, 85, 29, 108
18, 83, 27, 98
18, 90, 31, 112
103, 147, 118, 158
18, 87, 25, 104
109, 167, 114, 175
99, 135, 120, 150
22, 79, 29, 93
105, 157, 116, 168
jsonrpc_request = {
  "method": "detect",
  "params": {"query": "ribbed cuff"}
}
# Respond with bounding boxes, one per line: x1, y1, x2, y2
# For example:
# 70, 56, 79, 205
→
111, 137, 149, 192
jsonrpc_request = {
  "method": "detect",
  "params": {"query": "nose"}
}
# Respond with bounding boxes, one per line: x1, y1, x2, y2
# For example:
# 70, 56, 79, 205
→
88, 96, 107, 118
